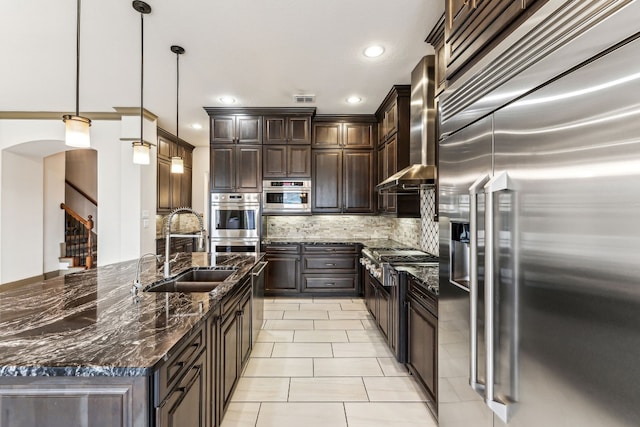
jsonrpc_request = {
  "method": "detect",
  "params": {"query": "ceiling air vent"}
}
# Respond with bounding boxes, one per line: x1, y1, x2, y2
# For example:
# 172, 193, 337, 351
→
293, 94, 316, 104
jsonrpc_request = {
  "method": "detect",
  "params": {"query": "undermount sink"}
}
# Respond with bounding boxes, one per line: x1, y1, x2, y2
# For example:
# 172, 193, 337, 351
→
144, 268, 237, 293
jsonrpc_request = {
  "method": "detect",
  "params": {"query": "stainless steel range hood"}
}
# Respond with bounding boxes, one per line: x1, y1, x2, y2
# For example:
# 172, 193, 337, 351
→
376, 56, 437, 193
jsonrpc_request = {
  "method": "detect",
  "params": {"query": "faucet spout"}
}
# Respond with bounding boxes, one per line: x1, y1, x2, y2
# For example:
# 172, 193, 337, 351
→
164, 207, 207, 278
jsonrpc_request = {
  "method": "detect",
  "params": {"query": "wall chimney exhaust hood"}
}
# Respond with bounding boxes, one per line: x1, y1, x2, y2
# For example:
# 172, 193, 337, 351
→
376, 55, 437, 193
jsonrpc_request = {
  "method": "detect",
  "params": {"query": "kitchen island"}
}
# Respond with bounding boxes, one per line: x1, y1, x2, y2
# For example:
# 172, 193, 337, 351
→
0, 252, 264, 427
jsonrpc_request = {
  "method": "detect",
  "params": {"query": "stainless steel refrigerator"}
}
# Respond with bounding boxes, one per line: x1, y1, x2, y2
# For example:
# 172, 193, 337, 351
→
438, 22, 640, 427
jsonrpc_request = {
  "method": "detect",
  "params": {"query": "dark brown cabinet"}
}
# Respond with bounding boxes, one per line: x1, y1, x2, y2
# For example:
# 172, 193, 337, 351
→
445, 0, 544, 79
311, 149, 375, 214
311, 116, 376, 214
265, 244, 300, 296
210, 115, 262, 144
363, 272, 390, 340
220, 278, 252, 413
427, 14, 447, 97
312, 121, 374, 149
301, 244, 359, 296
263, 145, 311, 178
210, 145, 262, 193
154, 324, 207, 427
157, 128, 194, 213
264, 116, 311, 144
375, 86, 419, 217
406, 278, 438, 402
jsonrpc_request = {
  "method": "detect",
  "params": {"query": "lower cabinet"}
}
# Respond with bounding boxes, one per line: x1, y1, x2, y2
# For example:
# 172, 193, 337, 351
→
407, 289, 438, 402
265, 244, 300, 295
157, 349, 207, 427
301, 244, 359, 296
220, 278, 252, 414
363, 272, 390, 340
265, 243, 360, 297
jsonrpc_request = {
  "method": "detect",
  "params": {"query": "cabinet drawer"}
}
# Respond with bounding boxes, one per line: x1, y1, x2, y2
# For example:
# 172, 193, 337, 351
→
266, 244, 300, 254
301, 275, 357, 292
302, 256, 356, 272
155, 325, 206, 405
302, 244, 357, 255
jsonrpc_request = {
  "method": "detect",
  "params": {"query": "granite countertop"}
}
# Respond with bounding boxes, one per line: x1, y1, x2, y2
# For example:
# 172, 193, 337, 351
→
0, 252, 262, 377
395, 265, 440, 293
262, 237, 416, 249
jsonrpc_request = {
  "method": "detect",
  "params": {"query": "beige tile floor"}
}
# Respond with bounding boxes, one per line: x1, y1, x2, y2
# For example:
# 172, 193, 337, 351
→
221, 297, 438, 427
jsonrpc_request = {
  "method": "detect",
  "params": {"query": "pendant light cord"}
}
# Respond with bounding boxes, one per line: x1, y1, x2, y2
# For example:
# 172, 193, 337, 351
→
176, 50, 180, 143
140, 11, 144, 145
75, 0, 81, 117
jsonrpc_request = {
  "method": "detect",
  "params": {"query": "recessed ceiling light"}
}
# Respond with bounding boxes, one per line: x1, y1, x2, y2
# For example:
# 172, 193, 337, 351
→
363, 45, 385, 58
191, 123, 203, 130
346, 96, 362, 104
219, 96, 236, 104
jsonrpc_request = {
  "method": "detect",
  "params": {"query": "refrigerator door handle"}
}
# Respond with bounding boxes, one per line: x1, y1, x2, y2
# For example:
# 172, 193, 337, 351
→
468, 174, 490, 395
484, 171, 511, 423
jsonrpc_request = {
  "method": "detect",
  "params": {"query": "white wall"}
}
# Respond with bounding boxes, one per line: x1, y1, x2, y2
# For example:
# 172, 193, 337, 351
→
0, 116, 157, 284
43, 152, 66, 274
1, 151, 44, 283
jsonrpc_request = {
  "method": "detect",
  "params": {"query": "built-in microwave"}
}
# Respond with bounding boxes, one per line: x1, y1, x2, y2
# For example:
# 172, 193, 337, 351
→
262, 180, 311, 214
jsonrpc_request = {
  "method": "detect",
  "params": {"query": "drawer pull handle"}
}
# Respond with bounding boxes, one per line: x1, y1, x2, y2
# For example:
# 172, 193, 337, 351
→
326, 283, 337, 286
325, 263, 336, 266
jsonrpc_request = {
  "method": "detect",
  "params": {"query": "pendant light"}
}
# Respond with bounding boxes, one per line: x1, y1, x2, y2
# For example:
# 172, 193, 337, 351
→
132, 1, 152, 165
170, 45, 185, 174
62, 0, 91, 148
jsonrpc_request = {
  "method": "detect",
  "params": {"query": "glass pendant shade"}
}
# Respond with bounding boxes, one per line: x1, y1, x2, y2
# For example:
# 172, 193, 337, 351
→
63, 115, 92, 148
171, 156, 184, 174
132, 141, 151, 165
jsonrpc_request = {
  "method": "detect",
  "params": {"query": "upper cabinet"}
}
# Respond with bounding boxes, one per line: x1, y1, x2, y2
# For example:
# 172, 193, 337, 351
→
311, 116, 377, 214
157, 128, 194, 213
375, 86, 419, 217
210, 115, 262, 144
312, 120, 374, 149
264, 116, 311, 144
426, 13, 447, 97
445, 0, 545, 79
205, 108, 315, 192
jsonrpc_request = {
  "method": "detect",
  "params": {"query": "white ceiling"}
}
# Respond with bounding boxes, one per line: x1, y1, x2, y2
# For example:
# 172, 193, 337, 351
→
2, 0, 443, 147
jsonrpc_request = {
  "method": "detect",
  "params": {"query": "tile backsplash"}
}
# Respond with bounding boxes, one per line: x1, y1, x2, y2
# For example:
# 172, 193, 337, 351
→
264, 215, 395, 240
156, 213, 204, 237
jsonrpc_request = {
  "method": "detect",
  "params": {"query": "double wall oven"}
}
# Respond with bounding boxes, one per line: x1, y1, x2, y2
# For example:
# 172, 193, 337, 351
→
210, 193, 260, 254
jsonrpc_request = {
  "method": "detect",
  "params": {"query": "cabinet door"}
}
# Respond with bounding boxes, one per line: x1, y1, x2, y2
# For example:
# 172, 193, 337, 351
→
263, 145, 288, 178
235, 145, 262, 192
236, 116, 262, 144
264, 117, 287, 144
408, 298, 438, 401
343, 123, 373, 148
220, 312, 239, 412
171, 170, 182, 209
343, 150, 374, 213
312, 123, 341, 148
265, 256, 299, 293
210, 116, 236, 144
364, 274, 376, 316
312, 149, 342, 213
208, 312, 220, 427
157, 350, 206, 427
239, 288, 252, 367
377, 146, 386, 212
384, 101, 398, 139
377, 285, 390, 339
158, 158, 172, 211
288, 117, 311, 144
287, 145, 311, 178
181, 166, 192, 208
158, 136, 173, 160
385, 136, 398, 213
210, 146, 235, 192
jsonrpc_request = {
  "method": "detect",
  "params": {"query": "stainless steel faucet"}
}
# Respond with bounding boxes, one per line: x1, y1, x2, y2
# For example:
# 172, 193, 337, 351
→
164, 207, 207, 278
132, 252, 161, 297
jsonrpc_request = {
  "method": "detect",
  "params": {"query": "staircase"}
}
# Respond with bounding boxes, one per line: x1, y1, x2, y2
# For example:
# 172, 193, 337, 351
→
59, 203, 97, 272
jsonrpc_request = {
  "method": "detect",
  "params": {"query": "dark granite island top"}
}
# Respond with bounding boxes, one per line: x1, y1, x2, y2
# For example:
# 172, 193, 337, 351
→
0, 252, 261, 377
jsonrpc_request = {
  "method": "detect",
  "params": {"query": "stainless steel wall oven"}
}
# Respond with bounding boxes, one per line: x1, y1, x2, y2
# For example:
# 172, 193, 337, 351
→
262, 180, 311, 214
210, 193, 260, 253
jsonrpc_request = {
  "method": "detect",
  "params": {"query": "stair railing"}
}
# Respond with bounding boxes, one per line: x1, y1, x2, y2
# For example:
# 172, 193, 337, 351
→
60, 203, 95, 269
